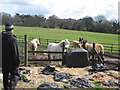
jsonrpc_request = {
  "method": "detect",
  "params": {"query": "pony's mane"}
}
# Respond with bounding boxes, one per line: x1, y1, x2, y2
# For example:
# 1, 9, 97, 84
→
34, 38, 38, 40
31, 38, 38, 41
59, 39, 69, 48
31, 38, 40, 44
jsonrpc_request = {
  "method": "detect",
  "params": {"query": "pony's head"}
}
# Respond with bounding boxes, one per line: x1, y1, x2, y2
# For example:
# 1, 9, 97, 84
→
79, 38, 87, 44
35, 38, 40, 45
79, 38, 84, 43
72, 40, 82, 48
79, 39, 88, 47
59, 39, 70, 49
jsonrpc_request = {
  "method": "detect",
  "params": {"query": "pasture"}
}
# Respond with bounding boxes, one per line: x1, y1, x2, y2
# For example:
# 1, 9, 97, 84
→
14, 26, 119, 54
5, 26, 118, 44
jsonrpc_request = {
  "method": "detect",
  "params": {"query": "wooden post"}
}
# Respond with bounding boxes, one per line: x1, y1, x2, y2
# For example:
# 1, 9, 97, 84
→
24, 35, 28, 66
111, 44, 113, 53
55, 40, 56, 43
92, 43, 95, 60
39, 38, 41, 44
62, 42, 65, 65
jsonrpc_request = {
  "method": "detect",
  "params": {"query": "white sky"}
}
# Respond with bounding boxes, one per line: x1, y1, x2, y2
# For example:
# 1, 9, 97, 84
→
0, 0, 119, 20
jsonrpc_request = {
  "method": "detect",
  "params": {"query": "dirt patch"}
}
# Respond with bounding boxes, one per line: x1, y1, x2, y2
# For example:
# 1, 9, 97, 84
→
104, 56, 119, 65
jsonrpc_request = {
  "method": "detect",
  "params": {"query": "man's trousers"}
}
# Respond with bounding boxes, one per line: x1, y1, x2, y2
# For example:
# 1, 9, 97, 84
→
2, 69, 19, 90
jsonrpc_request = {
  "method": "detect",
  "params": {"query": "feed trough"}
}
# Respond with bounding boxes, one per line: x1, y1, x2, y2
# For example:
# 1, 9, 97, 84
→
65, 48, 90, 67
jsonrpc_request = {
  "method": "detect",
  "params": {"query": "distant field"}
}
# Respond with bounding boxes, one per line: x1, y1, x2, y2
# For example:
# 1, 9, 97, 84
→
13, 26, 119, 44
1, 26, 119, 44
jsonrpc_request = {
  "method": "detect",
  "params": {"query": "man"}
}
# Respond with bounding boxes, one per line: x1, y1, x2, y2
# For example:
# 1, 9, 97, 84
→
2, 23, 20, 90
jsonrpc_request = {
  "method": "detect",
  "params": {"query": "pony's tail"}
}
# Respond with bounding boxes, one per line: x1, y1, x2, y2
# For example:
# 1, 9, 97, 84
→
100, 45, 104, 54
100, 44, 104, 61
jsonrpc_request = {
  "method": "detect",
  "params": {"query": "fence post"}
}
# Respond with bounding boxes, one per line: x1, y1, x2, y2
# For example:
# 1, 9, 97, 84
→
39, 38, 41, 44
62, 42, 65, 65
111, 44, 113, 53
24, 35, 28, 66
92, 43, 95, 60
55, 40, 56, 43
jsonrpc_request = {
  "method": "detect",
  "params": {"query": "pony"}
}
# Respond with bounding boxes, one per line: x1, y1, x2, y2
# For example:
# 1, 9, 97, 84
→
47, 39, 70, 59
71, 40, 81, 48
79, 38, 104, 64
29, 38, 40, 56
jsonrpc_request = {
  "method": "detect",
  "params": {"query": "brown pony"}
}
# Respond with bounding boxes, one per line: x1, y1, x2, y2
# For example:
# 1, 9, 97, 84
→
79, 38, 104, 64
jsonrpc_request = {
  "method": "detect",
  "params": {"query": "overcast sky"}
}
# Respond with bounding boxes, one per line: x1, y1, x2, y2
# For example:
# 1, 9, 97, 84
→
0, 0, 119, 20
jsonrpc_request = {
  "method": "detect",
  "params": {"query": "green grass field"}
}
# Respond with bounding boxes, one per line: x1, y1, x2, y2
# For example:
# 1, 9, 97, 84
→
1, 26, 119, 44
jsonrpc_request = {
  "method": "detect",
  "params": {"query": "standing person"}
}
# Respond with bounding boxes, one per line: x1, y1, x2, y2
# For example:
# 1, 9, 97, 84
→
2, 23, 20, 90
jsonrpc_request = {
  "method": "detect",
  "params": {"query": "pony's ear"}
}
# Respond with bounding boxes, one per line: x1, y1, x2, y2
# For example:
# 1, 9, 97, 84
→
79, 38, 83, 42
38, 38, 40, 40
38, 38, 39, 40
65, 39, 68, 41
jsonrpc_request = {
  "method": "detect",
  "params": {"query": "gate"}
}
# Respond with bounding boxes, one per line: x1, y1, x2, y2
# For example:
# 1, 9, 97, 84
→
17, 36, 25, 64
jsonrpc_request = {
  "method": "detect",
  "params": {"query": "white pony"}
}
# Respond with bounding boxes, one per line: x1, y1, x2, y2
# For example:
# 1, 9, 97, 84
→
47, 39, 70, 59
29, 38, 40, 56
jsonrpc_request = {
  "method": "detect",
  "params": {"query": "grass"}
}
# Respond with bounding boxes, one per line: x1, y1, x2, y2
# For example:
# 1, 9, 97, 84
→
6, 26, 119, 44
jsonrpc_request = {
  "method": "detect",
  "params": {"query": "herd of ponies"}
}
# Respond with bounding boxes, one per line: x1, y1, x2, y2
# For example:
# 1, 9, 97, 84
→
29, 38, 104, 63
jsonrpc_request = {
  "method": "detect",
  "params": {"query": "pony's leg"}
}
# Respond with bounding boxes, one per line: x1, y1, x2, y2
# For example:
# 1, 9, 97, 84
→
97, 54, 105, 65
32, 50, 35, 56
96, 54, 101, 62
100, 54, 105, 65
34, 50, 36, 56
52, 54, 56, 59
48, 53, 51, 60
34, 48, 37, 56
32, 50, 36, 56
101, 55, 104, 61
31, 44, 35, 56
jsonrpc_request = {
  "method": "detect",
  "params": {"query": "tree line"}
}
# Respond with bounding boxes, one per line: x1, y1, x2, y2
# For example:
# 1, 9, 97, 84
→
0, 12, 119, 34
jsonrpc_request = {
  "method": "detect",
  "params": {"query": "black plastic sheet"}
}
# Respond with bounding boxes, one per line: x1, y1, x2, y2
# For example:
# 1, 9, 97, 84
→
69, 78, 94, 88
54, 73, 73, 82
41, 65, 56, 75
89, 62, 119, 72
37, 83, 62, 89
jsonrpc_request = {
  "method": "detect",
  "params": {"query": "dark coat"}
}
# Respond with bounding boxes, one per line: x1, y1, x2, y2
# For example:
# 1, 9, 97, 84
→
2, 31, 20, 72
